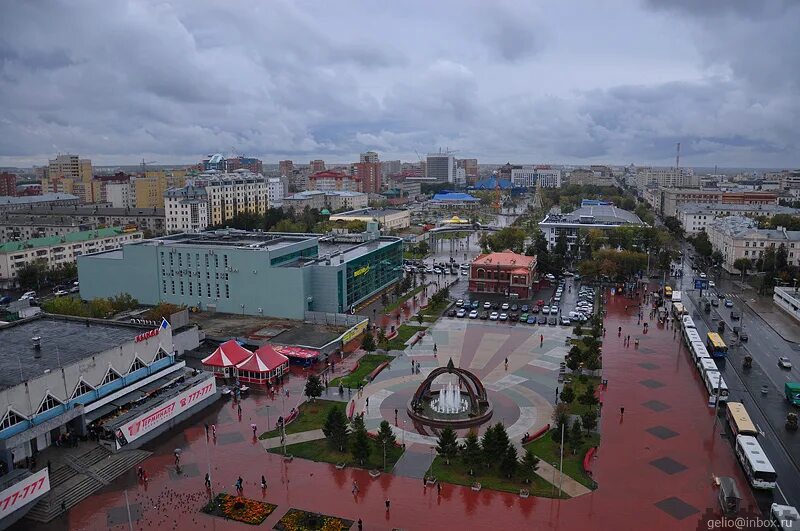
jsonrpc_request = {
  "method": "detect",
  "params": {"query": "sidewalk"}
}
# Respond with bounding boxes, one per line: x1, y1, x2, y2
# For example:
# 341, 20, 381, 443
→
259, 428, 325, 449
534, 460, 591, 497
741, 293, 800, 343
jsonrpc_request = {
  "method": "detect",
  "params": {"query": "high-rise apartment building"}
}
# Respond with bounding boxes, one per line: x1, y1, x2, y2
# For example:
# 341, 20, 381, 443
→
106, 181, 136, 209
462, 159, 478, 183
0, 172, 17, 196
635, 166, 697, 191
308, 171, 360, 192
310, 160, 326, 173
353, 162, 381, 194
381, 160, 401, 178
202, 171, 271, 226
164, 186, 209, 233
43, 154, 93, 202
279, 160, 294, 177
360, 151, 379, 164
135, 174, 186, 209
426, 153, 456, 183
266, 177, 284, 207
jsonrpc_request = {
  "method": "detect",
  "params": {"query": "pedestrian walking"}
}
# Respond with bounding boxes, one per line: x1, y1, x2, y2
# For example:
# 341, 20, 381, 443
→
237, 403, 242, 414
620, 407, 625, 417
437, 482, 442, 495
61, 500, 67, 515
205, 473, 211, 489
358, 518, 363, 531
352, 480, 359, 495
385, 499, 391, 512
251, 423, 258, 437
504, 358, 508, 370
618, 326, 622, 336
205, 423, 209, 437
540, 334, 544, 346
261, 475, 267, 489
137, 466, 143, 480
211, 424, 216, 437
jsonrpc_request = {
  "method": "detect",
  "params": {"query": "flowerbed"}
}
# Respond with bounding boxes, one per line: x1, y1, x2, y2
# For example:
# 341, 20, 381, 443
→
202, 493, 276, 525
273, 508, 353, 531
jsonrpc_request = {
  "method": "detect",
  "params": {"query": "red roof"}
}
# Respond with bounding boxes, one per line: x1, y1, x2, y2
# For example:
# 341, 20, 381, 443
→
272, 345, 319, 360
511, 267, 530, 274
309, 171, 357, 180
237, 346, 288, 373
201, 340, 253, 368
472, 251, 535, 268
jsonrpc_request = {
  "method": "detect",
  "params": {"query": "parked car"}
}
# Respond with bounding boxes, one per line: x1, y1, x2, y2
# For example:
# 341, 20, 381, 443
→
510, 304, 518, 312
547, 316, 557, 326
542, 305, 550, 314
0, 295, 11, 305
499, 313, 508, 321
456, 308, 467, 318
490, 312, 499, 321
54, 289, 69, 297
501, 303, 510, 311
447, 308, 457, 317
19, 291, 36, 300
709, 280, 716, 288
456, 299, 464, 307
469, 310, 479, 319
484, 302, 492, 309
550, 306, 559, 315
560, 316, 571, 326
521, 304, 529, 312
730, 311, 740, 320
471, 300, 480, 309
519, 313, 529, 322
538, 315, 547, 324
526, 315, 536, 324
531, 306, 540, 314
778, 357, 793, 369
480, 311, 490, 320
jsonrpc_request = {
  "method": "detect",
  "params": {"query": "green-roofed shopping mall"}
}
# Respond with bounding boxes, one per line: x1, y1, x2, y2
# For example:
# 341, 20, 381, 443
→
77, 226, 403, 319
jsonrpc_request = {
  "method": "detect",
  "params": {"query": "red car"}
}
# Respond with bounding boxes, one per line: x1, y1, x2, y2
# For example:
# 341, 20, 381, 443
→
536, 300, 545, 307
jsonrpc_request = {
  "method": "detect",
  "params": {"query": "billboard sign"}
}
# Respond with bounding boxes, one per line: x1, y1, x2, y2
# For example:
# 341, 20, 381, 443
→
341, 320, 368, 345
694, 278, 709, 290
0, 468, 50, 519
115, 378, 216, 449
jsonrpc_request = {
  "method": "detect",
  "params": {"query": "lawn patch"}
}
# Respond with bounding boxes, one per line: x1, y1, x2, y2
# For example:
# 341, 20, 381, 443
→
429, 458, 564, 498
271, 437, 404, 471
329, 354, 393, 388
259, 399, 345, 439
386, 324, 427, 350
524, 431, 600, 489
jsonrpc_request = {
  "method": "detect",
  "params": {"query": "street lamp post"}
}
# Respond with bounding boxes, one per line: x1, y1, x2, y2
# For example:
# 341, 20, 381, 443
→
383, 440, 387, 471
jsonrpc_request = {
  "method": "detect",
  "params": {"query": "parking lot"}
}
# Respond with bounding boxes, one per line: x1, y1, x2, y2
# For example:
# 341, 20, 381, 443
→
442, 276, 596, 328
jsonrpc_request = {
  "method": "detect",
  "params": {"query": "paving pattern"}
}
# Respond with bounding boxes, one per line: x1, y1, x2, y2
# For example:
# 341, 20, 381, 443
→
36, 283, 761, 531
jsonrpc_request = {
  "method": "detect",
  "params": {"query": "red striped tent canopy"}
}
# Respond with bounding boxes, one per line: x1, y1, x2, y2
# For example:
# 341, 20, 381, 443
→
237, 345, 289, 373
201, 340, 253, 368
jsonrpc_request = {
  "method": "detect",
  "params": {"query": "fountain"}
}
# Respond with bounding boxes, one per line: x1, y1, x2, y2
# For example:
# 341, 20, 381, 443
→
408, 358, 493, 429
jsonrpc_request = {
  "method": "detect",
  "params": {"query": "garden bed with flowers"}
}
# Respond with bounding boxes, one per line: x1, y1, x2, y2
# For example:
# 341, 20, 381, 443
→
273, 508, 353, 530
201, 493, 276, 525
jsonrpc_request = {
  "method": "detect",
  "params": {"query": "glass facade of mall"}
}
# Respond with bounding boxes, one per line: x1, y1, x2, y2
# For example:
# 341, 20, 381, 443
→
345, 240, 403, 308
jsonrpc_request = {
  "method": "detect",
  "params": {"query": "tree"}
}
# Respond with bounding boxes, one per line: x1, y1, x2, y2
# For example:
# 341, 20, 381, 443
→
520, 448, 540, 484
350, 416, 371, 465
16, 261, 47, 290
460, 430, 482, 475
491, 423, 510, 457
692, 231, 712, 258
304, 375, 324, 400
578, 383, 599, 406
569, 419, 584, 454
435, 427, 459, 465
551, 403, 569, 442
499, 444, 518, 478
322, 407, 348, 451
376, 420, 397, 447
144, 302, 185, 321
361, 333, 376, 353
559, 386, 575, 404
663, 216, 684, 238
566, 353, 581, 372
376, 328, 388, 350
480, 425, 499, 468
42, 296, 89, 317
733, 258, 751, 275
88, 298, 113, 318
109, 293, 139, 312
485, 227, 526, 254
416, 241, 430, 256
581, 409, 598, 435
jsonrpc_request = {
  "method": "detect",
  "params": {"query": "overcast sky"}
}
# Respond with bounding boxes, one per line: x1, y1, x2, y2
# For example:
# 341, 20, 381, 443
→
1, 0, 798, 168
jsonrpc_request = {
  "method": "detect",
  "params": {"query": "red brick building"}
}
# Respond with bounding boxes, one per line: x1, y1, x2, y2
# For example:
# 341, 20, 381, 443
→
353, 162, 381, 194
469, 251, 537, 298
0, 172, 17, 196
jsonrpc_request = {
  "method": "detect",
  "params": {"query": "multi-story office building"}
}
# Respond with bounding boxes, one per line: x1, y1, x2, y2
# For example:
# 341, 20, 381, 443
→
78, 228, 403, 318
706, 215, 800, 272
659, 188, 778, 218
308, 171, 360, 192
106, 180, 136, 209
426, 153, 456, 183
329, 208, 411, 231
677, 203, 800, 235
310, 160, 326, 173
0, 193, 80, 213
568, 168, 614, 187
539, 204, 646, 252
510, 169, 537, 188
635, 166, 697, 191
282, 190, 368, 211
537, 168, 563, 188
164, 186, 209, 233
1, 205, 164, 236
0, 172, 17, 196
0, 227, 142, 288
279, 160, 294, 177
462, 159, 479, 183
510, 167, 562, 188
381, 160, 401, 178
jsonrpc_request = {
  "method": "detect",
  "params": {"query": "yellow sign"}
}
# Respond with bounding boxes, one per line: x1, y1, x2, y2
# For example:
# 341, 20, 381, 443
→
353, 265, 370, 277
341, 320, 368, 344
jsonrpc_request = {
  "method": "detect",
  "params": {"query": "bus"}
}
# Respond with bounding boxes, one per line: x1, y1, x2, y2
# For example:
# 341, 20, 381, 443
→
725, 402, 758, 437
664, 286, 673, 300
698, 357, 719, 376
672, 290, 682, 303
681, 314, 695, 330
684, 327, 702, 345
672, 302, 687, 317
704, 370, 729, 403
706, 332, 728, 358
689, 341, 711, 367
735, 435, 777, 489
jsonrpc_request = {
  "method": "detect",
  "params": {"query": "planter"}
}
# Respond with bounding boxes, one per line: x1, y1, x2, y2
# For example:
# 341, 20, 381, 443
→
283, 455, 293, 462
368, 469, 381, 478
522, 423, 551, 444
519, 489, 530, 499
335, 462, 346, 470
471, 482, 481, 492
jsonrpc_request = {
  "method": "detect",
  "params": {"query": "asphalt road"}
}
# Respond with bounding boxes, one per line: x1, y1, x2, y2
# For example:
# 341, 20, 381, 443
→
673, 249, 800, 509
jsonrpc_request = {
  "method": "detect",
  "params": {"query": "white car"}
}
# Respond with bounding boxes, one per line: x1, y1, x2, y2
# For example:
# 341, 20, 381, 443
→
456, 299, 464, 307
778, 357, 793, 369
499, 313, 508, 321
709, 281, 716, 288
489, 312, 499, 321
469, 310, 479, 319
19, 291, 36, 300
542, 305, 551, 314
550, 306, 559, 315
484, 301, 492, 309
54, 289, 69, 297
456, 309, 467, 318
501, 303, 509, 311
699, 272, 707, 279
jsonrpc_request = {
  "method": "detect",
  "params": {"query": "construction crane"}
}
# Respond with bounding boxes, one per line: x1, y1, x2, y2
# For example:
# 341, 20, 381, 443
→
141, 159, 158, 175
491, 170, 502, 213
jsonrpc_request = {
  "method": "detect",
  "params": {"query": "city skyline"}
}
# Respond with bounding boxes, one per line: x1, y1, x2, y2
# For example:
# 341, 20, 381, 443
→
0, 1, 798, 168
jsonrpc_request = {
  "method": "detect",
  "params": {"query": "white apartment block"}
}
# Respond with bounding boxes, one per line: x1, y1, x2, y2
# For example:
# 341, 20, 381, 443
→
537, 169, 562, 188
511, 168, 562, 188
635, 167, 697, 191
164, 186, 209, 233
677, 203, 800, 235
266, 177, 284, 207
706, 215, 800, 273
106, 181, 136, 209
0, 227, 142, 287
202, 171, 270, 226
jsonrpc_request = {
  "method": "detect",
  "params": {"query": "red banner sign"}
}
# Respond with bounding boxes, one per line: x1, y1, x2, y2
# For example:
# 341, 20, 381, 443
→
0, 468, 50, 520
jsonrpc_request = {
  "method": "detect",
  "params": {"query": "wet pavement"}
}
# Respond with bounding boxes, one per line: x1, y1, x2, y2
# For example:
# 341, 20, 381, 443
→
24, 284, 768, 531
